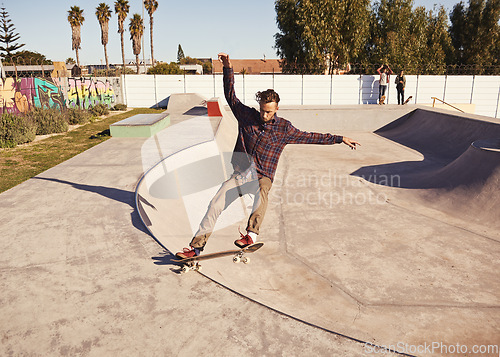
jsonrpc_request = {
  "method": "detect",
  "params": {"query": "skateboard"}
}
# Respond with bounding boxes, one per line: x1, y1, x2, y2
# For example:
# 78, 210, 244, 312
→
379, 95, 386, 105
403, 95, 413, 105
173, 242, 264, 274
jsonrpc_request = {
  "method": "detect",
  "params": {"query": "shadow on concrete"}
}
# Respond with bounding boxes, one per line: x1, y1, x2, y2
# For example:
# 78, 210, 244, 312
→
33, 177, 151, 236
358, 75, 379, 104
151, 251, 187, 275
153, 96, 169, 109
183, 106, 208, 116
351, 159, 439, 189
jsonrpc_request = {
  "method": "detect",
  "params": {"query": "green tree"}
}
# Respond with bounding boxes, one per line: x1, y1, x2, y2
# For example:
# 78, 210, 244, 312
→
422, 6, 454, 74
407, 6, 430, 73
365, 0, 453, 74
144, 0, 158, 66
66, 57, 76, 65
177, 44, 185, 63
96, 3, 112, 71
450, 0, 500, 72
335, 0, 372, 66
67, 6, 84, 67
2, 50, 52, 65
179, 56, 201, 65
129, 14, 144, 74
368, 0, 415, 69
274, 0, 307, 73
115, 0, 130, 73
275, 0, 370, 74
0, 7, 24, 60
202, 61, 212, 74
147, 62, 183, 74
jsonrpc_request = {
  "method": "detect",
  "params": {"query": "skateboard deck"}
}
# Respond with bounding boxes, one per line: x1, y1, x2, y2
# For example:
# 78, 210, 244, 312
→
403, 95, 413, 105
173, 242, 264, 273
379, 95, 386, 105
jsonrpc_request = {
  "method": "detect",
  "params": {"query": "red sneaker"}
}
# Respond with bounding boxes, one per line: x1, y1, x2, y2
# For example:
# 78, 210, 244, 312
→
175, 247, 200, 259
234, 232, 254, 248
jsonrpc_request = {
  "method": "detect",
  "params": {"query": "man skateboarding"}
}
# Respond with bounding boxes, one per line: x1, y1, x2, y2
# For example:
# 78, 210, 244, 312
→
175, 52, 360, 259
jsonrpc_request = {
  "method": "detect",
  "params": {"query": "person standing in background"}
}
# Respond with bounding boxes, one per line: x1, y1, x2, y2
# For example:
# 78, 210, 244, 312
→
377, 64, 393, 104
395, 70, 406, 105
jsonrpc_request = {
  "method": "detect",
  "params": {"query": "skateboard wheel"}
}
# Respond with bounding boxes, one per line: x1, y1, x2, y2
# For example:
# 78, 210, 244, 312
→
233, 256, 241, 263
181, 266, 190, 274
195, 264, 202, 272
242, 257, 250, 264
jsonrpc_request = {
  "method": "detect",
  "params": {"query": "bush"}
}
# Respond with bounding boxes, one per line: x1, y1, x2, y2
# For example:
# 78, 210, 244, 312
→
0, 113, 36, 148
147, 62, 183, 75
89, 104, 109, 117
27, 107, 68, 135
66, 107, 93, 125
111, 103, 127, 111
114, 67, 136, 75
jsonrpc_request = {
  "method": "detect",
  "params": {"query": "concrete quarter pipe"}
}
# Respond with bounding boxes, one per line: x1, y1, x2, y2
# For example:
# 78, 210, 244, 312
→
136, 96, 500, 356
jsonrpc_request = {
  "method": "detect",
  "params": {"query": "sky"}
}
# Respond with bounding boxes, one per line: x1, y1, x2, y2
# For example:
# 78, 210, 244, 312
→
3, 0, 461, 66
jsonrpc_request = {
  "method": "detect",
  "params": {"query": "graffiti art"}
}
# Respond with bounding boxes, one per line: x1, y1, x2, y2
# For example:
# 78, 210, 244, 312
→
67, 78, 116, 109
0, 76, 117, 114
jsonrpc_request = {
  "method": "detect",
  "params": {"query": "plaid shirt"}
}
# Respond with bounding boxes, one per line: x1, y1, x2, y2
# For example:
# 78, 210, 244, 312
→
223, 67, 343, 181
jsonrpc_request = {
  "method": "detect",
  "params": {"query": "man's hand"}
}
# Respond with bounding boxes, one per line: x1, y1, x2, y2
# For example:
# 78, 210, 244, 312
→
343, 137, 360, 150
218, 53, 232, 68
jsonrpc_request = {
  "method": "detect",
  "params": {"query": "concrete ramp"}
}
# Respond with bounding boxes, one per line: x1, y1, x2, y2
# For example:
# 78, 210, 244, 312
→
136, 95, 244, 254
374, 108, 500, 161
398, 139, 500, 234
352, 109, 500, 234
165, 93, 207, 115
426, 138, 500, 188
5, 96, 498, 355
136, 100, 500, 356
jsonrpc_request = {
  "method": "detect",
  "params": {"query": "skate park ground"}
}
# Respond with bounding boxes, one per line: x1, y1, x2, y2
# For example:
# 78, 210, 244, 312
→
0, 93, 499, 356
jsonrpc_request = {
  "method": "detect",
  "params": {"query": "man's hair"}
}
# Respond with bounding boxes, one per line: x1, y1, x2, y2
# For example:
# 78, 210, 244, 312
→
256, 89, 280, 104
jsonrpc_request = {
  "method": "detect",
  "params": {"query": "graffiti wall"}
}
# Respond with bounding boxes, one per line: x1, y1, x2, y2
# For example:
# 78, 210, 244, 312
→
0, 76, 120, 114
66, 78, 116, 109
0, 77, 65, 114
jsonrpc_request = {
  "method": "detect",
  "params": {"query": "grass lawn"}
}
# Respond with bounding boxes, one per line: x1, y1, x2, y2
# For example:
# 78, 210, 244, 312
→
0, 108, 164, 193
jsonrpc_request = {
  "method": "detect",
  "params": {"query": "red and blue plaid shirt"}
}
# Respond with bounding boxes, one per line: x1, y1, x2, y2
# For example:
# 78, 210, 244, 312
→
224, 67, 343, 181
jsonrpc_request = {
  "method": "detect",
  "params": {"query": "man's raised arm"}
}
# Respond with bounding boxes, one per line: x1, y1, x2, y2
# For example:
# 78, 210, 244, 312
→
218, 52, 231, 69
218, 52, 252, 120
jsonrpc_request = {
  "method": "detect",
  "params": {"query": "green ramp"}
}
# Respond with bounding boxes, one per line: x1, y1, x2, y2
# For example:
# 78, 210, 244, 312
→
110, 113, 171, 138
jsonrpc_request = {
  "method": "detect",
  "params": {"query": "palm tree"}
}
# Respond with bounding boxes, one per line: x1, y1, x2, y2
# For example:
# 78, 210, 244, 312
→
129, 13, 144, 74
114, 0, 130, 73
96, 3, 112, 72
67, 6, 84, 67
143, 0, 158, 66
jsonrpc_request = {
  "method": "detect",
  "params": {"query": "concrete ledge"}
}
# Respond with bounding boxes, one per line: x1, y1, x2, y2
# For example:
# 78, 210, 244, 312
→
110, 113, 170, 138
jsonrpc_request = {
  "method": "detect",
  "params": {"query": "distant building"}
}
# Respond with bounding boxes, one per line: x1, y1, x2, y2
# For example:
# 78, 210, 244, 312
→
3, 62, 72, 77
179, 64, 203, 75
122, 59, 153, 74
53, 62, 70, 77
71, 64, 82, 77
212, 58, 282, 74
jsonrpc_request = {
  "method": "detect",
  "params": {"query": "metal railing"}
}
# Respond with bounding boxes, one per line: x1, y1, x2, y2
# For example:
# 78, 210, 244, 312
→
431, 97, 465, 113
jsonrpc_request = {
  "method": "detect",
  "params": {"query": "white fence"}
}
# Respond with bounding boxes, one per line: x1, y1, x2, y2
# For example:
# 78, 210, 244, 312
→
122, 74, 500, 118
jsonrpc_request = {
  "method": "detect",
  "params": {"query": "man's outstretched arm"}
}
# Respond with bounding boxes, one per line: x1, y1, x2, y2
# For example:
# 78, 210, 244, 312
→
286, 122, 360, 150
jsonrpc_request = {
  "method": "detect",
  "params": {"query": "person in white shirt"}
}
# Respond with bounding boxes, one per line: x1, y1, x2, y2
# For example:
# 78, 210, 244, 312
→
377, 64, 393, 103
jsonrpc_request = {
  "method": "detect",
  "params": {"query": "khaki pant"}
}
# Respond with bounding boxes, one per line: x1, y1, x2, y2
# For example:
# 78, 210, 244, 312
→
190, 173, 272, 250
